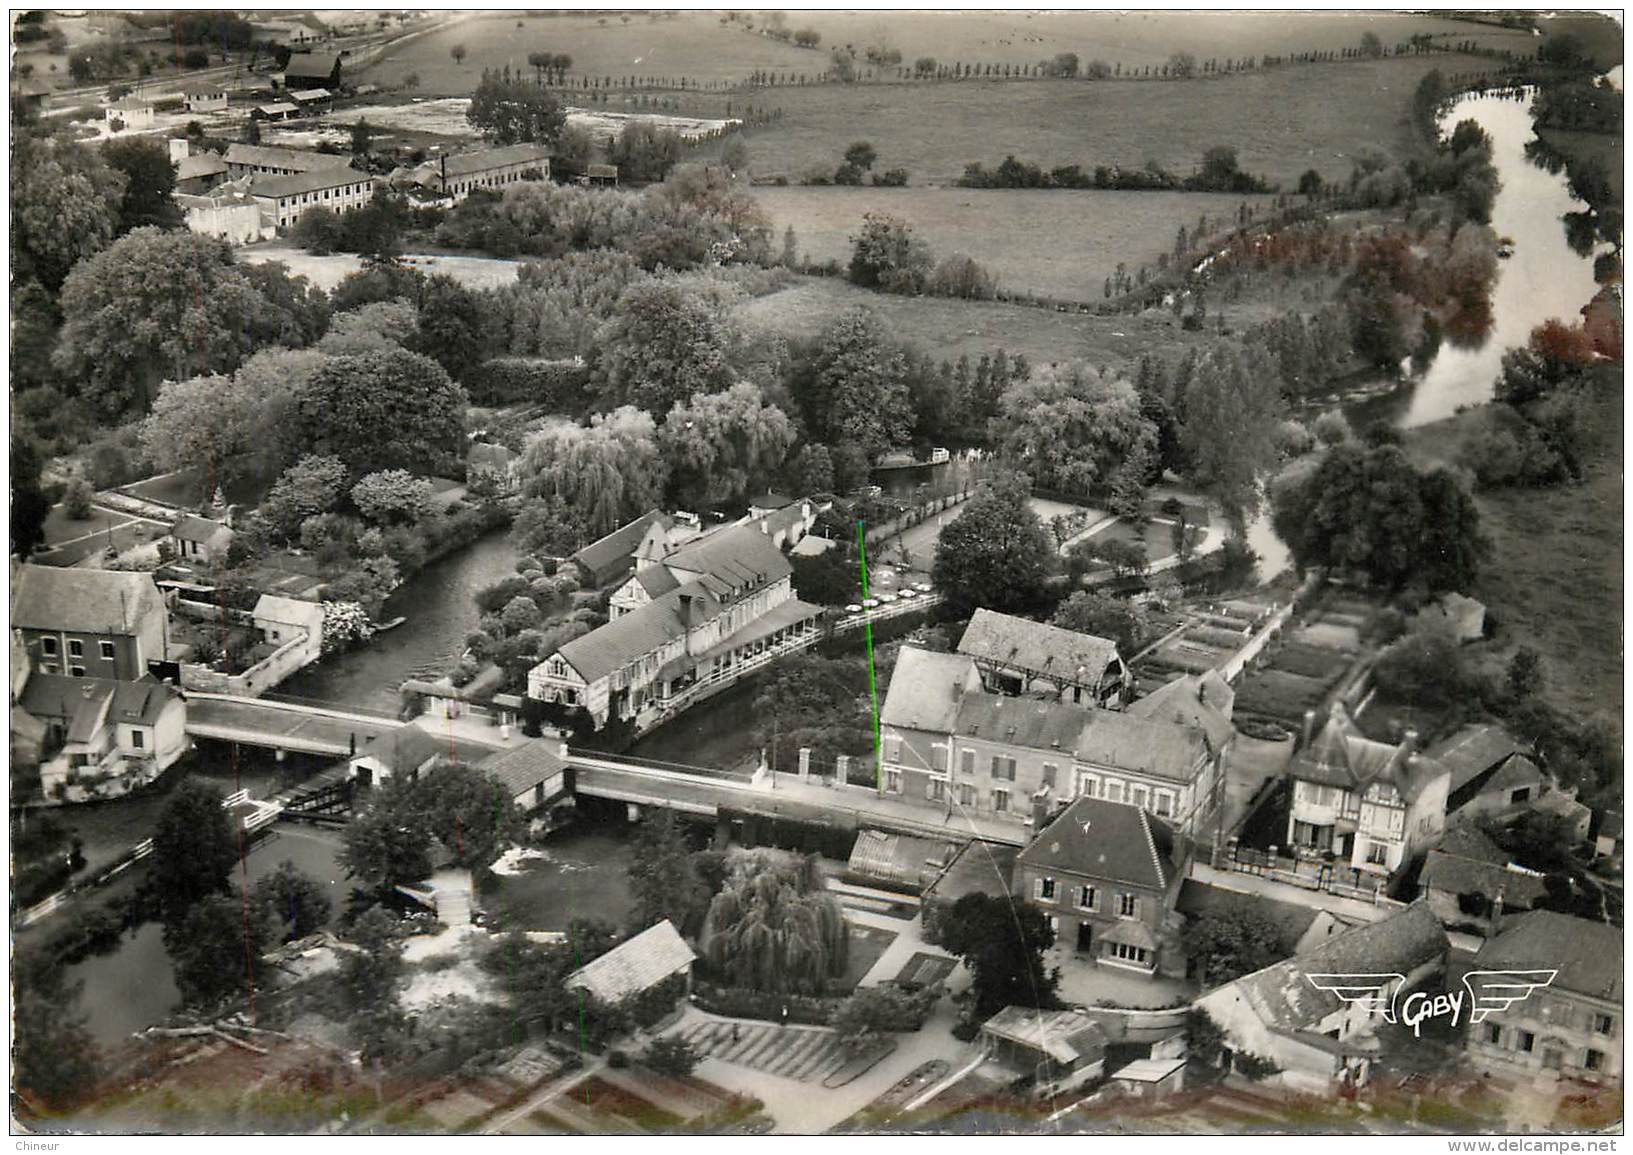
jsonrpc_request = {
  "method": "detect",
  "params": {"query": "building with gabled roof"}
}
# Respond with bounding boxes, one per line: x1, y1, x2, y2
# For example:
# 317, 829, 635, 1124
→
16, 674, 188, 800
1462, 910, 1622, 1083
408, 143, 552, 204
1285, 702, 1450, 879
183, 86, 228, 113
565, 919, 696, 1006
958, 608, 1130, 708
532, 523, 822, 729
569, 509, 673, 589
225, 142, 355, 178
11, 565, 170, 682
1128, 670, 1235, 759
170, 514, 234, 565
280, 52, 342, 89
1015, 796, 1188, 978
347, 723, 493, 788
251, 167, 376, 231
1195, 901, 1449, 1091
476, 738, 570, 812
978, 1006, 1109, 1097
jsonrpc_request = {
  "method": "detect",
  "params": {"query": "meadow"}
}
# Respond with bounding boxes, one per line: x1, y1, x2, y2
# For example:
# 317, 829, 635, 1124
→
725, 55, 1499, 188
752, 186, 1276, 301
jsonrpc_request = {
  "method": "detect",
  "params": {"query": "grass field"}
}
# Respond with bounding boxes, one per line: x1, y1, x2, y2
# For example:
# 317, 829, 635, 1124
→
725, 56, 1497, 187
753, 187, 1273, 301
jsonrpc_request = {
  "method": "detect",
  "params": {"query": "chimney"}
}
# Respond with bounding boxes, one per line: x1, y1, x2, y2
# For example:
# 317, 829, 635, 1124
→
677, 593, 694, 629
1031, 793, 1051, 832
1301, 709, 1317, 747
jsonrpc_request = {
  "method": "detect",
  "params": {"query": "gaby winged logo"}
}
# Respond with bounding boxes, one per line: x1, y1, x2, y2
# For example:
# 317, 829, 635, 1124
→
1303, 969, 1558, 1037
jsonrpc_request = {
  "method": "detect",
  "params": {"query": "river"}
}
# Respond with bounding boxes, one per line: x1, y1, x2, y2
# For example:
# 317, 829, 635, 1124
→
278, 530, 520, 713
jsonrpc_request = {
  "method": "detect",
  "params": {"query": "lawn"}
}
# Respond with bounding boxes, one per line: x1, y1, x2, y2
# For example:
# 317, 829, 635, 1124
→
40, 501, 128, 547
753, 186, 1274, 301
725, 55, 1502, 188
836, 922, 898, 992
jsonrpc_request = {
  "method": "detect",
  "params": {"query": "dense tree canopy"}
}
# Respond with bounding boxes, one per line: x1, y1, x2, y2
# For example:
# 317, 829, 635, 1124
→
10, 436, 51, 560
101, 136, 183, 234
995, 362, 1156, 504
153, 779, 238, 922
165, 893, 266, 1008
788, 308, 914, 461
701, 852, 849, 996
935, 892, 1059, 1016
293, 348, 469, 480
10, 134, 126, 294
1182, 907, 1294, 986
1051, 591, 1150, 656
594, 277, 740, 413
1176, 342, 1286, 514
12, 957, 99, 1108
932, 472, 1054, 619
660, 382, 796, 511
466, 65, 566, 145
517, 407, 668, 540
627, 811, 709, 937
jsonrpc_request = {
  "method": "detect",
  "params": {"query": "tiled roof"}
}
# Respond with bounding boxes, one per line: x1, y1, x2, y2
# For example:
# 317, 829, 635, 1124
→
1475, 910, 1622, 1001
172, 514, 232, 544
1019, 796, 1179, 890
19, 674, 179, 730
980, 1007, 1107, 1065
958, 608, 1122, 684
955, 692, 1084, 753
12, 565, 166, 635
357, 724, 489, 775
1435, 824, 1508, 864
438, 143, 551, 177
1128, 670, 1235, 754
225, 143, 352, 172
283, 53, 341, 79
1419, 851, 1548, 909
566, 919, 696, 1005
879, 648, 979, 735
1482, 755, 1544, 795
1428, 724, 1530, 794
1233, 902, 1448, 1032
634, 566, 680, 598
1291, 702, 1447, 803
65, 687, 113, 745
570, 509, 671, 581
177, 154, 230, 181
252, 168, 373, 199
1532, 790, 1590, 824
556, 579, 718, 685
661, 523, 791, 590
478, 739, 567, 800
1074, 710, 1208, 782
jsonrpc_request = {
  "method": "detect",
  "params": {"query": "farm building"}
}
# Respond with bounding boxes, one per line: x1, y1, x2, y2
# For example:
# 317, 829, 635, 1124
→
250, 102, 300, 123
565, 919, 697, 1007
409, 143, 553, 204
978, 1007, 1108, 1098
183, 86, 228, 113
251, 168, 376, 231
958, 608, 1131, 708
281, 52, 342, 89
568, 510, 675, 590
106, 97, 154, 131
225, 142, 356, 178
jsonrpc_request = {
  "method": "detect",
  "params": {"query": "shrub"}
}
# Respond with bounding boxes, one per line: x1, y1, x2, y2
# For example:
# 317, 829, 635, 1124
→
468, 358, 593, 409
951, 1019, 980, 1042
691, 982, 836, 1025
63, 479, 95, 520
644, 1035, 700, 1077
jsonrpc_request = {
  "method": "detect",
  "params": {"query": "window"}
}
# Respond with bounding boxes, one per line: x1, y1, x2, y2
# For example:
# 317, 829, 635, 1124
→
1117, 893, 1138, 918
928, 779, 945, 802
1593, 1013, 1615, 1036
1131, 785, 1149, 810
886, 735, 901, 764
1037, 877, 1056, 901
99, 640, 116, 660
68, 639, 84, 658
1042, 763, 1057, 788
992, 789, 1009, 813
1586, 1049, 1606, 1072
564, 688, 578, 705
959, 783, 975, 806
1103, 780, 1124, 803
1077, 885, 1098, 911
70, 666, 86, 678
1365, 841, 1389, 866
1517, 1030, 1535, 1054
1077, 773, 1097, 798
989, 755, 1015, 780
1485, 1023, 1503, 1046
1154, 792, 1174, 818
1510, 787, 1532, 804
960, 749, 975, 775
931, 744, 948, 772
41, 637, 58, 657
1109, 942, 1149, 965
885, 769, 902, 794
42, 663, 58, 674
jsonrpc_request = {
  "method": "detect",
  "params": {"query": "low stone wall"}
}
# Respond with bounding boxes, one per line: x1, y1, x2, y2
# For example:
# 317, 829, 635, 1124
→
180, 630, 315, 698
1074, 1004, 1190, 1045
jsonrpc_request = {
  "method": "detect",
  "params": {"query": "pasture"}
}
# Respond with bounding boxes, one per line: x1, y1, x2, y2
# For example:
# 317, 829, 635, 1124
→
726, 56, 1499, 187
754, 186, 1274, 301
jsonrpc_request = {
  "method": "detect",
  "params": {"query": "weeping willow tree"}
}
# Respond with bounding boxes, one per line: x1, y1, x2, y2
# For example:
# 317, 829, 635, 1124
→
701, 853, 849, 995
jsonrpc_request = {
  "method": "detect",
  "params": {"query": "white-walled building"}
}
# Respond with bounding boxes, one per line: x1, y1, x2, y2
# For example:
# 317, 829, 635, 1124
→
252, 168, 376, 231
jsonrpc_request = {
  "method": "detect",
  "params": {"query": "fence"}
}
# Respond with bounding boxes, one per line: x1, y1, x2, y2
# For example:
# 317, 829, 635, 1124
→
1204, 839, 1405, 909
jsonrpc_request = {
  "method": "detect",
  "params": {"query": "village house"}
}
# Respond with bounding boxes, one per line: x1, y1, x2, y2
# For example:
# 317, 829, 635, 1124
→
1014, 796, 1189, 978
1432, 724, 1543, 819
977, 1007, 1109, 1098
410, 143, 552, 204
280, 52, 343, 90
252, 168, 377, 232
225, 143, 354, 179
347, 724, 494, 788
1462, 910, 1621, 1083
169, 514, 234, 566
1417, 823, 1549, 929
565, 918, 697, 1010
474, 738, 571, 815
169, 138, 229, 193
568, 509, 674, 590
530, 524, 824, 729
183, 86, 228, 113
1592, 810, 1622, 860
106, 96, 154, 131
177, 183, 274, 245
879, 645, 1221, 835
743, 495, 818, 552
1284, 702, 1450, 878
957, 608, 1132, 709
1126, 669, 1236, 763
1194, 901, 1449, 1093
11, 565, 170, 681
17, 673, 189, 800
252, 595, 325, 667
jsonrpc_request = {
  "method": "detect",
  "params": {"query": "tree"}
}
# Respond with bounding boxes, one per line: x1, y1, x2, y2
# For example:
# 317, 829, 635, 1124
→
241, 261, 332, 350
785, 442, 835, 495
10, 134, 126, 294
627, 811, 709, 936
450, 43, 468, 65
466, 64, 564, 145
1182, 908, 1293, 986
101, 136, 182, 234
843, 140, 878, 171
326, 554, 401, 619
701, 852, 849, 995
1507, 646, 1545, 701
1184, 1007, 1227, 1069
350, 117, 375, 157
62, 478, 95, 520
1176, 342, 1286, 515
608, 122, 684, 182
660, 382, 796, 511
319, 299, 419, 356
1052, 51, 1080, 77
1372, 627, 1473, 708
10, 436, 51, 559
1359, 30, 1384, 57
340, 789, 433, 892
935, 892, 1058, 1016
594, 278, 739, 413
791, 548, 858, 606
260, 454, 350, 540
350, 470, 433, 524
790, 309, 915, 460
645, 1035, 701, 1076
1051, 591, 1149, 655
217, 347, 331, 482
1168, 51, 1198, 78
153, 779, 239, 922
411, 272, 488, 383
12, 957, 99, 1108
995, 362, 1156, 500
510, 494, 587, 558
340, 905, 411, 1060
166, 892, 266, 1008
53, 229, 278, 418
295, 349, 469, 480
848, 211, 932, 294
931, 471, 1053, 619
720, 135, 749, 175
518, 408, 668, 540
251, 860, 333, 944
139, 373, 254, 487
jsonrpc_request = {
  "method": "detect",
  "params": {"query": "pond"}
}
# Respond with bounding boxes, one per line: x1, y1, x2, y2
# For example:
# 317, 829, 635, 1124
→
278, 530, 520, 714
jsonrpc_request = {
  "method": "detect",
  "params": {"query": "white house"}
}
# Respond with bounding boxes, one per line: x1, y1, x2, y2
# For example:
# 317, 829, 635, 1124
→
252, 595, 325, 666
170, 515, 234, 565
105, 97, 155, 131
183, 86, 228, 113
16, 674, 188, 801
251, 168, 377, 231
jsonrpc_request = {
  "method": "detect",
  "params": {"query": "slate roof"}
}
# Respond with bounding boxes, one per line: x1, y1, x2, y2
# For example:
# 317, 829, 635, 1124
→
661, 523, 791, 591
1231, 901, 1448, 1032
958, 608, 1122, 684
1073, 710, 1209, 782
570, 509, 671, 583
438, 143, 551, 177
1482, 755, 1545, 795
12, 565, 166, 635
1291, 701, 1448, 803
356, 724, 489, 775
1475, 910, 1622, 1002
1128, 670, 1235, 754
172, 515, 232, 544
1419, 851, 1548, 909
879, 648, 980, 734
748, 491, 793, 511
19, 674, 176, 728
556, 580, 718, 685
1019, 796, 1179, 890
282, 52, 341, 81
252, 168, 373, 199
1435, 824, 1509, 864
177, 153, 230, 182
634, 566, 681, 599
980, 1007, 1108, 1066
566, 919, 696, 1005
225, 143, 352, 172
1429, 724, 1530, 795
955, 692, 1084, 753
478, 739, 567, 800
